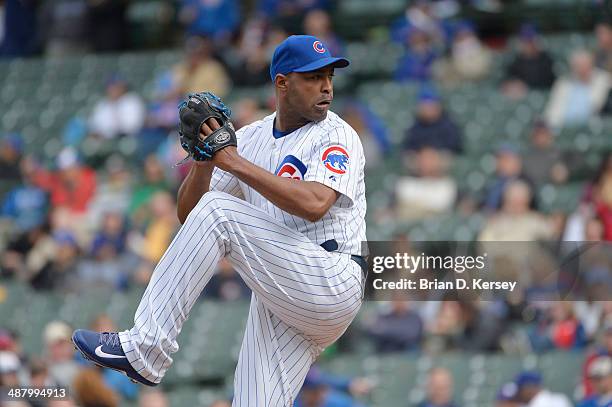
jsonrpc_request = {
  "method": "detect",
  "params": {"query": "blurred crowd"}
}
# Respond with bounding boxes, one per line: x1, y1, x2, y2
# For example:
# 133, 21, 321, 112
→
0, 318, 223, 406
1, 0, 612, 406
1, 314, 610, 406
0, 1, 610, 287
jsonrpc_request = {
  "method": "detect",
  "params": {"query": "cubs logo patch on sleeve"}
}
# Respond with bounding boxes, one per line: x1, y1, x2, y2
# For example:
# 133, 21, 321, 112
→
275, 155, 307, 180
322, 146, 349, 174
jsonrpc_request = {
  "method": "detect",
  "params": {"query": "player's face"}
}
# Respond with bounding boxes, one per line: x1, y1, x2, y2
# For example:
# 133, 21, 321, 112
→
287, 67, 334, 122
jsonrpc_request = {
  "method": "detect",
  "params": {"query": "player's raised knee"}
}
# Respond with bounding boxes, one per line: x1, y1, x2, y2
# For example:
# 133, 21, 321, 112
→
194, 190, 231, 211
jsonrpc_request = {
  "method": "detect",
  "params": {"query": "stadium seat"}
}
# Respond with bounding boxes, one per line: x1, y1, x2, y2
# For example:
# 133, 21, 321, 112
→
537, 182, 584, 214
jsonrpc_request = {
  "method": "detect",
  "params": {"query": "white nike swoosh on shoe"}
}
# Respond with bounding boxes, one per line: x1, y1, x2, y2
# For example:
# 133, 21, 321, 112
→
94, 345, 127, 359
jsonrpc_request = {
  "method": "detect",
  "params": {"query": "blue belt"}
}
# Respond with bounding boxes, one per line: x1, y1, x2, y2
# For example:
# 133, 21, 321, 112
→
320, 239, 368, 273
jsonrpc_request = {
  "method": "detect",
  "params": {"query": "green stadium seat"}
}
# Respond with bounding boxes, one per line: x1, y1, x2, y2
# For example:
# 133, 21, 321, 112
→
537, 182, 584, 214
540, 351, 583, 396
0, 281, 31, 326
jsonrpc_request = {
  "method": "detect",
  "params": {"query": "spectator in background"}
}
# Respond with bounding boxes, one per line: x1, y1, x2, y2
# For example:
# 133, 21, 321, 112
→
563, 147, 612, 241
423, 299, 458, 345
0, 0, 38, 57
435, 21, 491, 87
0, 221, 53, 281
503, 24, 556, 99
363, 299, 423, 353
562, 203, 605, 243
28, 357, 53, 388
204, 258, 250, 301
39, 0, 89, 56
157, 134, 192, 183
390, 0, 448, 47
133, 191, 179, 285
545, 50, 611, 128
479, 180, 554, 241
303, 9, 344, 56
34, 147, 96, 216
28, 230, 80, 291
86, 0, 128, 52
529, 302, 587, 352
88, 155, 132, 226
139, 388, 169, 407
454, 301, 504, 352
583, 152, 612, 204
395, 147, 457, 221
89, 75, 146, 140
521, 120, 568, 187
129, 154, 170, 227
257, 0, 329, 19
417, 367, 459, 407
483, 143, 530, 211
145, 70, 181, 132
294, 366, 369, 407
43, 321, 79, 389
179, 0, 239, 44
88, 154, 134, 226
0, 330, 24, 361
580, 152, 612, 241
342, 102, 391, 169
138, 72, 182, 162
579, 356, 612, 407
583, 318, 612, 397
77, 212, 132, 291
72, 367, 119, 407
394, 27, 438, 83
172, 36, 231, 97
141, 190, 178, 264
597, 207, 612, 239
225, 18, 273, 87
496, 382, 520, 407
0, 350, 21, 387
595, 20, 612, 73
404, 87, 462, 154
0, 353, 30, 406
575, 272, 611, 340
515, 371, 572, 407
2, 155, 49, 234
0, 133, 23, 186
266, 24, 288, 57
2, 223, 81, 293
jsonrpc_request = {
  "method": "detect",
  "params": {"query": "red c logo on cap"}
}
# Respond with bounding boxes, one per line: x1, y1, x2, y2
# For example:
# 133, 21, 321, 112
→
313, 41, 325, 54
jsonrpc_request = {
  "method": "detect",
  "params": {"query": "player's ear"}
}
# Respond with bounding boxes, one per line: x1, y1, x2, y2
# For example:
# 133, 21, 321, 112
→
275, 74, 288, 92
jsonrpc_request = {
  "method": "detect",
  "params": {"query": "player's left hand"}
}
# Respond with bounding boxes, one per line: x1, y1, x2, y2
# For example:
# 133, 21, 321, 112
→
178, 92, 237, 162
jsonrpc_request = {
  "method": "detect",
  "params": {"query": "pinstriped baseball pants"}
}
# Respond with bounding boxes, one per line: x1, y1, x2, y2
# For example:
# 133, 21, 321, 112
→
118, 191, 363, 406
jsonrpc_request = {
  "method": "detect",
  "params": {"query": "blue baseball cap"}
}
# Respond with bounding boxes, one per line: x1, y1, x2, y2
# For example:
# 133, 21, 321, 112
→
515, 371, 542, 388
418, 85, 440, 103
269, 35, 350, 81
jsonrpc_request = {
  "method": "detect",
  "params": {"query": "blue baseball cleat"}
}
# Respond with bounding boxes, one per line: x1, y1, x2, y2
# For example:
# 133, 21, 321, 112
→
72, 329, 157, 386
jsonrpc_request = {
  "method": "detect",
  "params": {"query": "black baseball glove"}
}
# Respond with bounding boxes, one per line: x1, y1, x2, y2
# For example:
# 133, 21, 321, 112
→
178, 92, 237, 161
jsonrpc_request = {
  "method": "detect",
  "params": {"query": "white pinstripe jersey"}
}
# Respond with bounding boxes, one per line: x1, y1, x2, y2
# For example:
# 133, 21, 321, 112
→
210, 110, 367, 256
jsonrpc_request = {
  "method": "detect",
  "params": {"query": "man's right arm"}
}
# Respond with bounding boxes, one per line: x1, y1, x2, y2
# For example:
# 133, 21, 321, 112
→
177, 162, 215, 224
